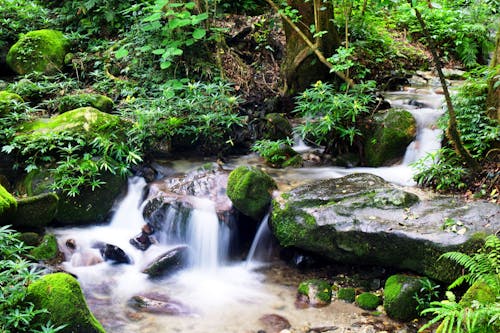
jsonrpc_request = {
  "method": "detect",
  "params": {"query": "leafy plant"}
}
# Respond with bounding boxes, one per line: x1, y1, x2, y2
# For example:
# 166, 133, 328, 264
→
414, 277, 441, 314
0, 225, 66, 333
293, 80, 375, 154
418, 235, 500, 333
251, 138, 295, 166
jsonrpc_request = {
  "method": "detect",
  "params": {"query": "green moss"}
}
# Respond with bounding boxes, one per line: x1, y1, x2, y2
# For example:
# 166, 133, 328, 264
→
26, 273, 106, 333
383, 274, 423, 321
337, 287, 356, 302
270, 200, 317, 247
298, 279, 332, 306
356, 292, 381, 310
55, 94, 114, 113
0, 183, 17, 223
14, 192, 58, 229
0, 90, 24, 115
6, 29, 69, 75
459, 281, 496, 306
21, 107, 123, 137
19, 232, 41, 246
30, 233, 58, 260
365, 109, 416, 166
227, 166, 277, 221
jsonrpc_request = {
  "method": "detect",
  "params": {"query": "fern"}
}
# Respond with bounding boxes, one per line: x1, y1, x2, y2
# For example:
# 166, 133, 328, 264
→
442, 235, 500, 290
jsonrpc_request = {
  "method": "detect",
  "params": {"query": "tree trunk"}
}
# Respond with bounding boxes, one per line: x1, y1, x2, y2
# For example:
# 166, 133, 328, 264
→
408, 1, 479, 171
486, 27, 500, 122
280, 0, 342, 95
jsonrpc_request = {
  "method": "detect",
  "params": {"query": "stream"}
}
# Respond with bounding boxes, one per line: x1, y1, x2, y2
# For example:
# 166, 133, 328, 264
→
52, 86, 446, 333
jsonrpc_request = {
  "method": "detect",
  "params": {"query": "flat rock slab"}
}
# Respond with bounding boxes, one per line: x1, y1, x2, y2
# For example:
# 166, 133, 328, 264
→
270, 173, 499, 282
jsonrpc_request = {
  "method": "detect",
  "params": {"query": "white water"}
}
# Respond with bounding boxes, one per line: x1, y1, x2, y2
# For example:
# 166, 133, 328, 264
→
246, 213, 275, 266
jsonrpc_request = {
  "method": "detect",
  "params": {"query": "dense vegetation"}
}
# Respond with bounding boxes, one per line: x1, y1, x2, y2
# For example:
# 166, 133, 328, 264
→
0, 0, 499, 331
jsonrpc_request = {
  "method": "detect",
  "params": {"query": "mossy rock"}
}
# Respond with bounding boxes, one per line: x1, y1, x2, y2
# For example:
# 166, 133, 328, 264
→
13, 192, 58, 230
0, 90, 24, 116
26, 272, 105, 333
0, 183, 17, 223
227, 166, 277, 221
6, 29, 69, 75
337, 287, 356, 303
261, 142, 303, 168
55, 93, 114, 114
383, 274, 423, 321
356, 292, 381, 310
365, 109, 416, 166
30, 233, 58, 261
19, 107, 126, 139
262, 113, 293, 140
19, 232, 40, 246
298, 279, 332, 307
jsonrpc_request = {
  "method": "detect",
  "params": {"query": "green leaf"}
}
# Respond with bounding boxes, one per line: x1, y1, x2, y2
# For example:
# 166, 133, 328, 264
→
152, 48, 165, 55
160, 61, 172, 69
192, 28, 206, 40
115, 48, 129, 59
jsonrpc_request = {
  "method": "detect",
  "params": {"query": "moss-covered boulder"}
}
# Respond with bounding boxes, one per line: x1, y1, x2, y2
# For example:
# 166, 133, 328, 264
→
297, 279, 332, 307
0, 183, 17, 223
0, 90, 24, 116
262, 113, 293, 140
383, 274, 423, 321
30, 233, 59, 261
365, 109, 416, 166
26, 272, 105, 333
337, 287, 356, 302
257, 141, 303, 168
227, 166, 277, 221
270, 173, 499, 283
13, 192, 58, 230
356, 292, 381, 310
54, 93, 114, 114
6, 29, 69, 75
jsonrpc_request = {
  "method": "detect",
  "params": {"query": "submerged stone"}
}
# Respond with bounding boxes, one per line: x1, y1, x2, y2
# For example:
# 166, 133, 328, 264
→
270, 173, 499, 282
259, 314, 291, 333
128, 292, 192, 315
98, 243, 132, 264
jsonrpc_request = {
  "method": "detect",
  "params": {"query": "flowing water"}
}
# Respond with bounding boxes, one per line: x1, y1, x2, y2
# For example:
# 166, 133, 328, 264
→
53, 86, 446, 332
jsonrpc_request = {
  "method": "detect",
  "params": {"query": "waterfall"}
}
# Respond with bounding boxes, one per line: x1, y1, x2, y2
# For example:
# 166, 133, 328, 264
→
246, 213, 274, 266
186, 197, 221, 270
109, 177, 146, 229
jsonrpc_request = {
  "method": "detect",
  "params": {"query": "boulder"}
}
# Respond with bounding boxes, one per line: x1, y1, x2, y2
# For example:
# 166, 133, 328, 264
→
26, 272, 106, 333
13, 192, 59, 230
365, 109, 416, 166
296, 279, 332, 308
30, 233, 59, 261
98, 243, 132, 264
227, 165, 277, 221
142, 245, 190, 278
383, 274, 423, 321
7, 29, 69, 75
0, 183, 17, 223
270, 173, 500, 282
0, 90, 24, 115
261, 113, 293, 140
54, 93, 114, 114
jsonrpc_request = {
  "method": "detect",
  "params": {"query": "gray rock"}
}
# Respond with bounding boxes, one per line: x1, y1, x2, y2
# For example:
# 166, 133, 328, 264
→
270, 173, 499, 282
128, 292, 192, 315
142, 245, 189, 278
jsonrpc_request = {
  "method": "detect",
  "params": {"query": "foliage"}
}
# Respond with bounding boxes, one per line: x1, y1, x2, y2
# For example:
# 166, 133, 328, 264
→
412, 69, 499, 192
121, 80, 244, 155
418, 235, 500, 333
293, 80, 375, 154
390, 1, 496, 68
6, 73, 81, 103
251, 138, 294, 165
414, 277, 441, 314
0, 0, 51, 52
0, 225, 65, 333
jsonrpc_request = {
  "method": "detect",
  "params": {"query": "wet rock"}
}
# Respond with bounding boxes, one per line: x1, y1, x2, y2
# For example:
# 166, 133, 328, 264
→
13, 192, 59, 230
129, 224, 156, 251
383, 274, 424, 321
30, 233, 59, 261
270, 173, 500, 283
128, 292, 192, 315
259, 314, 291, 333
142, 245, 189, 278
98, 243, 132, 264
261, 113, 293, 141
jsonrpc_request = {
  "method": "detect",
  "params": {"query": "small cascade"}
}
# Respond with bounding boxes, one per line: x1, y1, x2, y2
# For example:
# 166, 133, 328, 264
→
246, 213, 274, 266
110, 177, 147, 229
186, 197, 221, 270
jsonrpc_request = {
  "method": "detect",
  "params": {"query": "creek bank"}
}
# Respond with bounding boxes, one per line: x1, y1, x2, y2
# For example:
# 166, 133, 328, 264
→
270, 173, 499, 283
